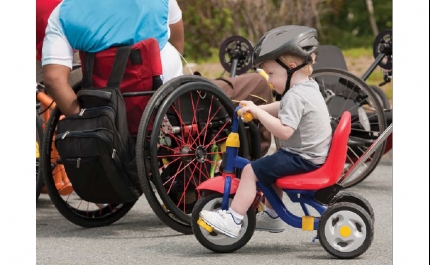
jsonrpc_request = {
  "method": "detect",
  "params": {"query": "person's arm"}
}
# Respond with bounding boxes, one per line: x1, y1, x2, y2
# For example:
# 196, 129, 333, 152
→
258, 101, 280, 117
168, 0, 184, 55
42, 4, 79, 116
169, 20, 184, 55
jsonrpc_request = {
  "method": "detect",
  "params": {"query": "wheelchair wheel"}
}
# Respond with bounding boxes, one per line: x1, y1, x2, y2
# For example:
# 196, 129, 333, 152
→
369, 85, 391, 110
40, 107, 136, 228
318, 202, 374, 259
36, 112, 43, 201
137, 75, 252, 234
311, 68, 387, 188
191, 193, 256, 253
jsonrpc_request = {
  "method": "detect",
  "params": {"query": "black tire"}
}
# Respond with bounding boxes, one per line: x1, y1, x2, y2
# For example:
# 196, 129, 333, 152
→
318, 202, 374, 259
369, 85, 391, 110
329, 191, 375, 223
311, 68, 387, 188
36, 112, 44, 201
191, 193, 256, 253
136, 75, 251, 234
40, 107, 136, 228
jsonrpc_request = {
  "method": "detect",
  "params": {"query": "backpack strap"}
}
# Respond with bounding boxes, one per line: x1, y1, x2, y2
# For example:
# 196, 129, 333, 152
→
82, 52, 95, 88
106, 46, 132, 88
82, 45, 132, 89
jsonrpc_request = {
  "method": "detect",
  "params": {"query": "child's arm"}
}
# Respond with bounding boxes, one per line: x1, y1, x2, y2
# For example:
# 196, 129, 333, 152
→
256, 110, 294, 140
258, 101, 280, 117
239, 100, 293, 140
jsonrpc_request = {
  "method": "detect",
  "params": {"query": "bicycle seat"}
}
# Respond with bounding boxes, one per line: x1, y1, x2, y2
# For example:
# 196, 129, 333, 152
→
275, 111, 351, 190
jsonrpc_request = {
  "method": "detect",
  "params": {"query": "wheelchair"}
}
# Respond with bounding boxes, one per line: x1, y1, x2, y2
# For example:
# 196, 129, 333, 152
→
191, 107, 376, 259
40, 40, 261, 234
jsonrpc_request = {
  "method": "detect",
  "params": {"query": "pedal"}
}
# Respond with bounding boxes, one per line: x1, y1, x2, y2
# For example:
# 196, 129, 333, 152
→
197, 217, 214, 233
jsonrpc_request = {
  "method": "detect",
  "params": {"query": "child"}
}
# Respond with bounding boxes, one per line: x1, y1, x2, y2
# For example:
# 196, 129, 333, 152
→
199, 25, 332, 238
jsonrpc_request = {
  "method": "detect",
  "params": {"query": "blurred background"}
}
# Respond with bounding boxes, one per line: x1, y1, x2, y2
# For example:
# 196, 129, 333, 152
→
179, 0, 392, 101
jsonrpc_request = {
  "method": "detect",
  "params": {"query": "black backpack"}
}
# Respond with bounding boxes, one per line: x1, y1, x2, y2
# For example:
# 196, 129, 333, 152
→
55, 46, 142, 204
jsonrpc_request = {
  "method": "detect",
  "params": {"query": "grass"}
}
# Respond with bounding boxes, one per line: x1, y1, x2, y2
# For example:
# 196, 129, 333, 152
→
342, 47, 373, 58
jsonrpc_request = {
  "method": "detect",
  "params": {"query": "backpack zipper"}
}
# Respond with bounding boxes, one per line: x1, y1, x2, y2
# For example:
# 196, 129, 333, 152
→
77, 158, 81, 168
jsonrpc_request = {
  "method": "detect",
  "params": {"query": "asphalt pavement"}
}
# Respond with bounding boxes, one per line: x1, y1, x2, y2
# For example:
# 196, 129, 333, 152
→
36, 152, 395, 265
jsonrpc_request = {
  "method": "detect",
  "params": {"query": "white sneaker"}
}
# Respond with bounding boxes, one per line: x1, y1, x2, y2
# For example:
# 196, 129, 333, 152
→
255, 211, 285, 233
199, 209, 242, 238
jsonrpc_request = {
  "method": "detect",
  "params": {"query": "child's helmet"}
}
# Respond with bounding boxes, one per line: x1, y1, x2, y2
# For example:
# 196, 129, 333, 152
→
253, 25, 319, 68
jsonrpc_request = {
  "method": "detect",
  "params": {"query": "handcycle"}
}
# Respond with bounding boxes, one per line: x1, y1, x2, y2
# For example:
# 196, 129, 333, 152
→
191, 105, 392, 258
216, 32, 391, 188
36, 63, 83, 201
36, 82, 74, 201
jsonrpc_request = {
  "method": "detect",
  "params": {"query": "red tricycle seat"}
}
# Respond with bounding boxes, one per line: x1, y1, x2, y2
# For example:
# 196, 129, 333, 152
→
275, 111, 351, 190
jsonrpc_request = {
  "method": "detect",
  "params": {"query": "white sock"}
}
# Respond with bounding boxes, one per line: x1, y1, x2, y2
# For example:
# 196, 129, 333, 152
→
228, 207, 244, 223
264, 207, 278, 218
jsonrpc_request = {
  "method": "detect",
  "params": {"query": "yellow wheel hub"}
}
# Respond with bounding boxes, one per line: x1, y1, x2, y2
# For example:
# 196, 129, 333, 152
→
339, 225, 352, 237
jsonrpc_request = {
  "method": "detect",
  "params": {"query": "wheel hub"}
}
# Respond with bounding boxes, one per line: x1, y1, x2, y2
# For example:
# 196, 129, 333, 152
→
195, 146, 207, 163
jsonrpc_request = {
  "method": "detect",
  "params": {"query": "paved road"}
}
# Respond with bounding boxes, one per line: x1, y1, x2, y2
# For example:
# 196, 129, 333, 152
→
37, 155, 393, 265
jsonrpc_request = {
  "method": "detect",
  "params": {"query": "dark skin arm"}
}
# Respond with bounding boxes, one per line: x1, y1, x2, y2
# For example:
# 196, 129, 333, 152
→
169, 19, 184, 55
43, 64, 80, 116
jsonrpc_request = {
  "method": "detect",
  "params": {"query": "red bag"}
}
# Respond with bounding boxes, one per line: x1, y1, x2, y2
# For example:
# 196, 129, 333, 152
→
79, 38, 162, 135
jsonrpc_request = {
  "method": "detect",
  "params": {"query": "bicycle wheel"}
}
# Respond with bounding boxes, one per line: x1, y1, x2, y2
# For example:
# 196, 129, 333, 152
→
36, 112, 43, 201
311, 68, 387, 188
369, 85, 391, 110
40, 106, 136, 227
136, 75, 252, 234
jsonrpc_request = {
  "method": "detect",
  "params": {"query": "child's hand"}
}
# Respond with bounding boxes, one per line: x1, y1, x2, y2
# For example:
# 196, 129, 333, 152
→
239, 100, 260, 119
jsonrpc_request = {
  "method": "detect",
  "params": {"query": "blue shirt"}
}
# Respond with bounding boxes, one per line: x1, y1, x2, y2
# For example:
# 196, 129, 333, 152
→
59, 0, 169, 52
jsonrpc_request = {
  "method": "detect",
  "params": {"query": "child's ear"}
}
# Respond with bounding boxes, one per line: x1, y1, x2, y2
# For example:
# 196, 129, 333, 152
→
287, 62, 297, 69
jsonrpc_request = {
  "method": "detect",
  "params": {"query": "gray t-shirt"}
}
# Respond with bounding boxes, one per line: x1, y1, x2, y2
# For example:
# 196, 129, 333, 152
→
278, 79, 332, 165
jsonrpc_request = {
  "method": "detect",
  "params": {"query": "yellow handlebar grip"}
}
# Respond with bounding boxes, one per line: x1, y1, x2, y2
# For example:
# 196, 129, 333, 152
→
237, 109, 254, 123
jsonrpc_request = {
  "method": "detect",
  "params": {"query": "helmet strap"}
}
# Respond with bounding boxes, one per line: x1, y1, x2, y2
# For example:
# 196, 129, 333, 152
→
276, 57, 310, 96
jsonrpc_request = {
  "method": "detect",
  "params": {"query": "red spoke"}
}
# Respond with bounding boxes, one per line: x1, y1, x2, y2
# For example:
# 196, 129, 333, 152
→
170, 103, 197, 148
206, 151, 223, 156
157, 143, 179, 153
163, 159, 196, 192
191, 161, 212, 185
176, 164, 199, 210
204, 120, 230, 149
164, 161, 183, 194
189, 103, 224, 148
171, 101, 187, 143
202, 95, 215, 145
157, 153, 194, 159
157, 157, 182, 172
189, 91, 202, 146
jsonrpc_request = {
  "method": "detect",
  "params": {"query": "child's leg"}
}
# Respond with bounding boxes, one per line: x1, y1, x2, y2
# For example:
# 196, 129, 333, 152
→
230, 164, 258, 216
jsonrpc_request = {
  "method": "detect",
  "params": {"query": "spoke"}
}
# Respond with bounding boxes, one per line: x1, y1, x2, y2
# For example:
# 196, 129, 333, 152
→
189, 91, 202, 146
157, 153, 194, 159
189, 104, 224, 148
176, 165, 198, 210
204, 121, 230, 149
158, 157, 182, 172
163, 159, 196, 192
202, 95, 215, 145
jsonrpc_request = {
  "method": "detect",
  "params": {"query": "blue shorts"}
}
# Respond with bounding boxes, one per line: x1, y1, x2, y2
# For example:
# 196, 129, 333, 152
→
251, 149, 321, 187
